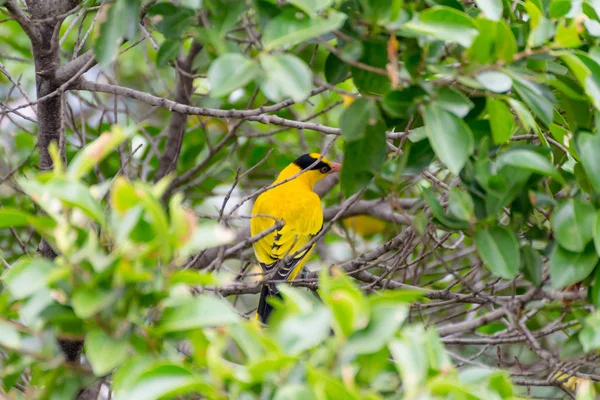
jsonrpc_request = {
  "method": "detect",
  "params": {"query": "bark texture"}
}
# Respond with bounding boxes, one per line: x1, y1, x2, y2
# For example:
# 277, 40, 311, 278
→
154, 42, 203, 181
7, 0, 85, 365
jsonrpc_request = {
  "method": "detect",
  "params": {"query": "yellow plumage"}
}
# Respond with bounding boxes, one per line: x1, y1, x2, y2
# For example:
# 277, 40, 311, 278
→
343, 215, 387, 237
251, 153, 341, 323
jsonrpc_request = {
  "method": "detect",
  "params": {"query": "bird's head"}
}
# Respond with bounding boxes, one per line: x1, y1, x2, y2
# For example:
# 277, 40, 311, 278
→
278, 153, 341, 188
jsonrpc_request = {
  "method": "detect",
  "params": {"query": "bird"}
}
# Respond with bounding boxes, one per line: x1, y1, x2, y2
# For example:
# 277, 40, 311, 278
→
250, 153, 341, 323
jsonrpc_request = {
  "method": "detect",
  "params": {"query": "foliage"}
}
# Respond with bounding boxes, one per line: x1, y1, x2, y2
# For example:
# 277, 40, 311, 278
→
1, 0, 600, 398
0, 137, 519, 398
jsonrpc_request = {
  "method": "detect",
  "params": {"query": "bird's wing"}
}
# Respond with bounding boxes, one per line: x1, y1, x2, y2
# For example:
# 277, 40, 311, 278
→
250, 193, 280, 265
251, 190, 322, 280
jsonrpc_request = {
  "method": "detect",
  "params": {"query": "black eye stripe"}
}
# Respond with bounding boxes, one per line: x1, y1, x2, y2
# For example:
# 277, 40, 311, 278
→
293, 154, 330, 171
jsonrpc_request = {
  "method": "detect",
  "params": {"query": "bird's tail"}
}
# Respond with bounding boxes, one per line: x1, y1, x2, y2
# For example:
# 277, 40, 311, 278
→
256, 284, 281, 323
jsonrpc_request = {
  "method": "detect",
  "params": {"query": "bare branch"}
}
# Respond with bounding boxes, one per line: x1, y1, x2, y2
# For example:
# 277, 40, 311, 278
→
4, 0, 39, 41
72, 81, 340, 134
155, 41, 203, 181
55, 50, 95, 84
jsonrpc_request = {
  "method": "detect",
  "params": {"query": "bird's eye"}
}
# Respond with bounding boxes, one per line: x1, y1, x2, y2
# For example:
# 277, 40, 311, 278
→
320, 166, 330, 174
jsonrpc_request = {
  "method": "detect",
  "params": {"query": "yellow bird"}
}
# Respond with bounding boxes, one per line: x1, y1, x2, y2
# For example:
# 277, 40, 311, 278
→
251, 153, 341, 323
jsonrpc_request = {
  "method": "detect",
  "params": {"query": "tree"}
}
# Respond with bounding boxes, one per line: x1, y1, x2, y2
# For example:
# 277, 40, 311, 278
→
1, 0, 600, 399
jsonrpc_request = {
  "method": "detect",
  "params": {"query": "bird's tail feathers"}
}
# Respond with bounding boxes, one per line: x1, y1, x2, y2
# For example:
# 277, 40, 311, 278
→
256, 284, 281, 323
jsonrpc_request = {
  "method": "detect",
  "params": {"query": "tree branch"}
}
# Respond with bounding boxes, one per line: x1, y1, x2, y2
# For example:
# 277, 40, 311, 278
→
323, 198, 417, 225
437, 308, 506, 337
55, 50, 95, 84
4, 0, 39, 42
72, 81, 340, 134
154, 41, 203, 181
187, 200, 417, 270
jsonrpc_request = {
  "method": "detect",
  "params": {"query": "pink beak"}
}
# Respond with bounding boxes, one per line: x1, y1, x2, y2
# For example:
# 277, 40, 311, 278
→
330, 162, 342, 173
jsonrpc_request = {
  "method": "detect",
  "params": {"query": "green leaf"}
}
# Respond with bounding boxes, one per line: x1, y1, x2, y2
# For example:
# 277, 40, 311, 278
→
382, 86, 427, 118
476, 71, 512, 93
156, 40, 179, 68
521, 244, 542, 286
423, 189, 470, 230
132, 183, 172, 261
2, 257, 54, 300
495, 149, 563, 183
181, 0, 203, 9
319, 268, 368, 337
0, 321, 20, 349
552, 199, 595, 252
474, 0, 503, 20
53, 179, 106, 223
307, 368, 361, 400
85, 329, 130, 376
424, 329, 453, 373
169, 270, 215, 286
351, 41, 390, 95
550, 244, 599, 289
422, 104, 474, 175
0, 208, 29, 228
525, 1, 553, 48
276, 306, 331, 355
470, 19, 516, 64
340, 102, 387, 194
93, 2, 125, 65
555, 21, 583, 48
593, 211, 600, 257
276, 285, 318, 315
487, 97, 514, 144
157, 295, 239, 333
340, 98, 378, 142
580, 311, 600, 352
147, 3, 195, 39
196, 7, 241, 56
68, 125, 134, 180
474, 226, 520, 279
508, 98, 538, 133
436, 87, 474, 118
122, 0, 141, 40
528, 17, 553, 48
447, 187, 475, 223
260, 54, 312, 102
288, 0, 333, 17
72, 288, 119, 319
557, 52, 589, 85
324, 53, 350, 85
359, 0, 403, 23
402, 6, 479, 47
512, 76, 555, 126
549, 0, 572, 18
584, 19, 600, 37
558, 52, 600, 110
177, 222, 234, 259
263, 9, 346, 50
208, 53, 261, 98
274, 385, 316, 400
346, 303, 408, 354
115, 363, 212, 400
577, 132, 600, 193
482, 167, 532, 216
589, 265, 600, 309
389, 326, 429, 396
495, 20, 517, 64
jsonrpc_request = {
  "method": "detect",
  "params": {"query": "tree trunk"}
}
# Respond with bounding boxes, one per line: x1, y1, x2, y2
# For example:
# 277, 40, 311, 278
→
8, 0, 84, 365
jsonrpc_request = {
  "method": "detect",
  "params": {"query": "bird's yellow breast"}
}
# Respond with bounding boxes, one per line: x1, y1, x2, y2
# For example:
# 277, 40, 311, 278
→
251, 179, 323, 266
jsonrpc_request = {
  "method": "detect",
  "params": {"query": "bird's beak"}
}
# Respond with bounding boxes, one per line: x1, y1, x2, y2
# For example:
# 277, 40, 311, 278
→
330, 162, 342, 173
